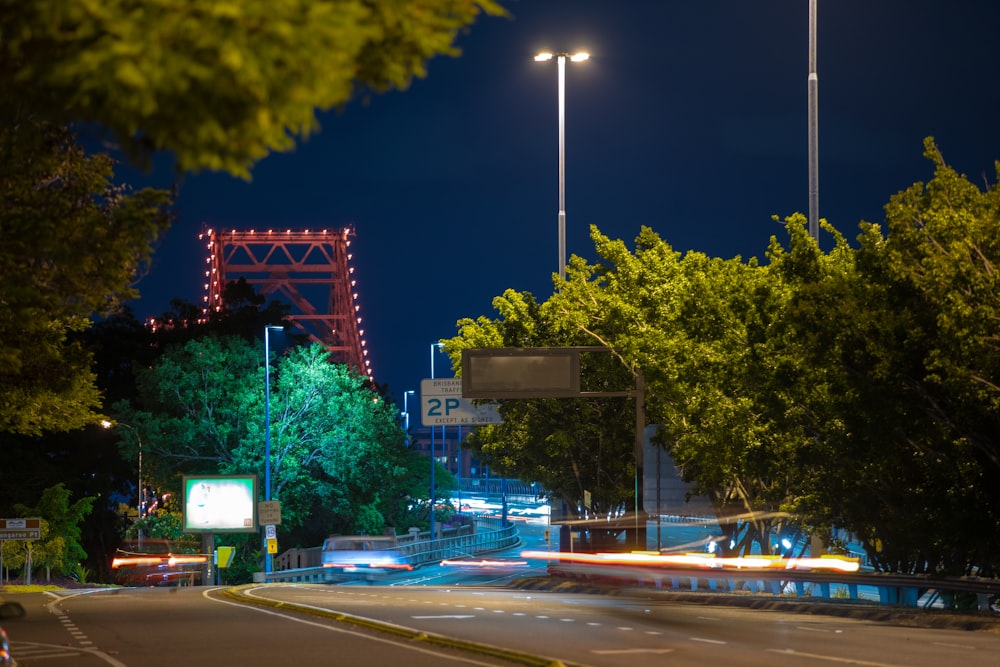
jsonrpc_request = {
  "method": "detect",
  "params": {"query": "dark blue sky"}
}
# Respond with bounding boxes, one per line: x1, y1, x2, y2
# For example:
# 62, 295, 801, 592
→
126, 0, 1000, 406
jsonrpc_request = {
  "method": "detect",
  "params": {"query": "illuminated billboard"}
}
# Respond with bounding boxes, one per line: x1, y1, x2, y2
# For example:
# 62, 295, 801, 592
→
182, 475, 257, 533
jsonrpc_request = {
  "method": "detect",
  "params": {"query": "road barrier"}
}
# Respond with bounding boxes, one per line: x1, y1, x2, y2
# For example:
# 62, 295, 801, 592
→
547, 561, 1000, 611
257, 516, 518, 584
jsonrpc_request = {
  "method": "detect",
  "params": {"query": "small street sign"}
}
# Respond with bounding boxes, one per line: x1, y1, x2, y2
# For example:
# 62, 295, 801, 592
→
0, 517, 41, 540
420, 378, 502, 426
258, 501, 282, 526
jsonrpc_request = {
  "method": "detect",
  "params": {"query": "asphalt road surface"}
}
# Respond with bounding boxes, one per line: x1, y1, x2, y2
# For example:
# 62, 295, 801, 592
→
4, 580, 1000, 667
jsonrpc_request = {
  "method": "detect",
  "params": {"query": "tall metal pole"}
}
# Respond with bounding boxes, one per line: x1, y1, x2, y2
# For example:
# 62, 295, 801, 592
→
429, 343, 442, 540
263, 325, 282, 574
536, 51, 588, 279
808, 0, 819, 241
557, 53, 567, 279
137, 435, 143, 519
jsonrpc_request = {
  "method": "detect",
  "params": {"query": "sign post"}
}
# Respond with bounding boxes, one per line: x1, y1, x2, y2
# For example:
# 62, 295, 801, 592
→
1, 518, 41, 585
420, 378, 502, 427
0, 518, 41, 540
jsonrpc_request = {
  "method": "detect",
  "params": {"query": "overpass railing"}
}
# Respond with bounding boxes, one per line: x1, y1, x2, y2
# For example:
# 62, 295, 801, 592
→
256, 516, 518, 584
547, 561, 1000, 611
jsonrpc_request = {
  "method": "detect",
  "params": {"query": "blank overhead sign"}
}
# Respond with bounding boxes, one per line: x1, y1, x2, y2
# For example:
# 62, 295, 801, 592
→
461, 347, 585, 398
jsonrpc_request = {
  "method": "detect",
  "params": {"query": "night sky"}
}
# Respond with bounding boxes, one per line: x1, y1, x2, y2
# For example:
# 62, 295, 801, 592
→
124, 0, 1000, 408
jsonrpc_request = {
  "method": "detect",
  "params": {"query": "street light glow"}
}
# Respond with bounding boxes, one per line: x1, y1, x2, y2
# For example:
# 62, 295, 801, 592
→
570, 52, 589, 62
534, 52, 553, 62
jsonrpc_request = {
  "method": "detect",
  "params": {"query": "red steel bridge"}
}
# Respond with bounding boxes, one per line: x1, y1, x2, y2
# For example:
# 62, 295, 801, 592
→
199, 226, 371, 380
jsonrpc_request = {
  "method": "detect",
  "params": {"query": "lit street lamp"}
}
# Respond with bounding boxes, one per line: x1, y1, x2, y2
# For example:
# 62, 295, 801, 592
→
263, 324, 284, 574
535, 50, 589, 279
102, 420, 144, 539
402, 390, 415, 446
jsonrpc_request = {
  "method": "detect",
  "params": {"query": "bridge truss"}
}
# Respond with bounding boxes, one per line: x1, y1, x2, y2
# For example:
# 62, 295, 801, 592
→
200, 227, 371, 380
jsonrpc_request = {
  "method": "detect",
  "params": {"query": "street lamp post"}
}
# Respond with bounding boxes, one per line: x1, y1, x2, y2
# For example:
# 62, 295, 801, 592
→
535, 50, 589, 279
102, 420, 142, 518
102, 420, 144, 541
263, 325, 284, 574
402, 390, 415, 446
807, 0, 819, 241
429, 342, 444, 540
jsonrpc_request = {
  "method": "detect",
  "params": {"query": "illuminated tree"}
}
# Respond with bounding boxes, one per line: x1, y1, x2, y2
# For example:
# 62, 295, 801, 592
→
117, 335, 422, 543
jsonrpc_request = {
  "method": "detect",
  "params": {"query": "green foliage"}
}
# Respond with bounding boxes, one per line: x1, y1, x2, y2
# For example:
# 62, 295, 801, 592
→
68, 562, 92, 585
0, 0, 508, 178
116, 334, 422, 549
448, 141, 1000, 573
0, 122, 172, 435
126, 511, 189, 542
446, 289, 639, 546
6, 484, 95, 578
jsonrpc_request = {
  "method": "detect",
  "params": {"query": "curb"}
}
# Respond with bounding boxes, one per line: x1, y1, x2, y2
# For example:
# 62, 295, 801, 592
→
219, 584, 583, 667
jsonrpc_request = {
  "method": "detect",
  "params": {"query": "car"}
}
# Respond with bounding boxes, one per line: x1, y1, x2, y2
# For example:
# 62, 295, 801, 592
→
111, 538, 206, 586
321, 536, 412, 575
0, 624, 10, 666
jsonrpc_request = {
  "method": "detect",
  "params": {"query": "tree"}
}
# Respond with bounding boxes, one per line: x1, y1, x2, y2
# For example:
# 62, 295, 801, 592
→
784, 141, 1000, 576
446, 289, 640, 551
3, 483, 95, 580
116, 335, 422, 549
0, 0, 509, 178
0, 121, 172, 435
547, 226, 813, 556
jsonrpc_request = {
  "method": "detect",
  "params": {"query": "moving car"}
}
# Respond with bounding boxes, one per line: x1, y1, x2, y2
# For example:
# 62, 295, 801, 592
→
321, 536, 412, 575
111, 539, 206, 586
0, 624, 10, 666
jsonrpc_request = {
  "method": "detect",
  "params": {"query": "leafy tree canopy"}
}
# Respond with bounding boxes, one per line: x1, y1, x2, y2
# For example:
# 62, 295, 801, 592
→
6, 483, 95, 578
0, 0, 508, 178
447, 140, 1000, 575
114, 334, 423, 546
0, 122, 171, 435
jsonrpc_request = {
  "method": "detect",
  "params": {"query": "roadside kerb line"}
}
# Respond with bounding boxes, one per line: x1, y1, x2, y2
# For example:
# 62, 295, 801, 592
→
220, 584, 581, 667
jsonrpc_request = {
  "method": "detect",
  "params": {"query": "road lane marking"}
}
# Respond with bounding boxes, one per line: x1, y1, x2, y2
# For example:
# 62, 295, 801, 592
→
796, 625, 843, 633
931, 642, 976, 650
411, 615, 476, 619
767, 648, 906, 666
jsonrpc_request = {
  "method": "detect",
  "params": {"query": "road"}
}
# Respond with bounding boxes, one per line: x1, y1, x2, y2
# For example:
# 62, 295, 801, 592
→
6, 583, 1000, 667
3, 586, 528, 667
237, 584, 1000, 667
4, 517, 999, 666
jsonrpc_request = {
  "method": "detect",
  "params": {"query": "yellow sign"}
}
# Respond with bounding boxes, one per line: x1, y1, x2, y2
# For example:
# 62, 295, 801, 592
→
266, 537, 278, 554
217, 546, 236, 568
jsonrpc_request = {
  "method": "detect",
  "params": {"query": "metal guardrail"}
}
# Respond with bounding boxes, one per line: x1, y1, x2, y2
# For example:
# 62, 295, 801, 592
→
548, 561, 1000, 610
257, 518, 519, 584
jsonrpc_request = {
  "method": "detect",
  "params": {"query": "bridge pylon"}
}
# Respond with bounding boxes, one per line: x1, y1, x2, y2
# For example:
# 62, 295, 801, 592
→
199, 226, 371, 380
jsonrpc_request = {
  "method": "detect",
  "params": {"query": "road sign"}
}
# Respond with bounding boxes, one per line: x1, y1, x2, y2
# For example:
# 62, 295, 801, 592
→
0, 517, 41, 540
258, 500, 282, 526
420, 378, 502, 426
216, 546, 236, 569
